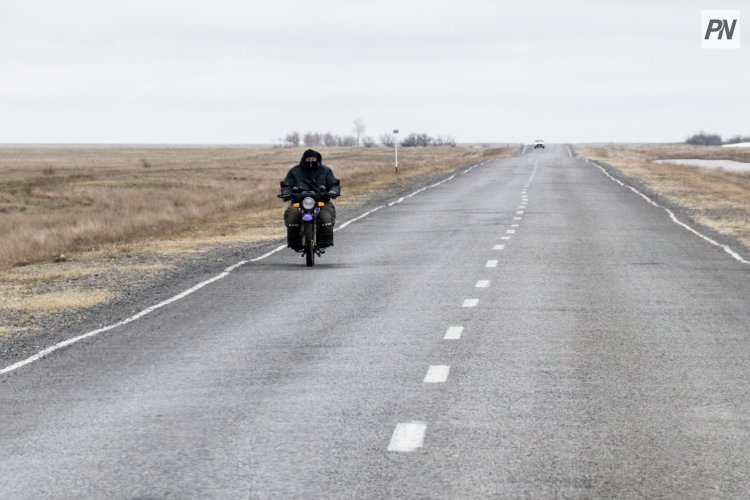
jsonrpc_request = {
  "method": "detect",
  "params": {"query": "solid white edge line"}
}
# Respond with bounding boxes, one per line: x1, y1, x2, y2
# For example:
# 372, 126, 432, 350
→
388, 422, 427, 452
249, 246, 286, 262
587, 159, 750, 266
0, 269, 234, 375
334, 205, 385, 231
424, 365, 450, 383
2, 160, 491, 376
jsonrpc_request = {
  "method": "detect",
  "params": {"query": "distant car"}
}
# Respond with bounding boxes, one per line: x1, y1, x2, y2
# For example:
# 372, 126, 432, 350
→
534, 140, 545, 149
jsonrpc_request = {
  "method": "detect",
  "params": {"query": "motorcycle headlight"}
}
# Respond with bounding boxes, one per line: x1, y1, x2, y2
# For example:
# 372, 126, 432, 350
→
302, 197, 316, 210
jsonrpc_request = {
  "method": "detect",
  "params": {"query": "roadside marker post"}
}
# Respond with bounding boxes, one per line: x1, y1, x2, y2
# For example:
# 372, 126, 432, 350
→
394, 129, 399, 173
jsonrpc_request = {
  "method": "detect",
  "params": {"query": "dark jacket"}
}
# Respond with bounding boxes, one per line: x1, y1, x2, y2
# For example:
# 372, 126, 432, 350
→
280, 149, 341, 198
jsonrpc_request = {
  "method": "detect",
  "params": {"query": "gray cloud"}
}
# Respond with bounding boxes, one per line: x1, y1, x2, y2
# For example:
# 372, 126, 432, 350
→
0, 0, 747, 143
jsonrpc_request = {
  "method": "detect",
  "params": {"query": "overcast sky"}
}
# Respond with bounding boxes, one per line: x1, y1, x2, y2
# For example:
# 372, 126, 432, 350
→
0, 0, 746, 144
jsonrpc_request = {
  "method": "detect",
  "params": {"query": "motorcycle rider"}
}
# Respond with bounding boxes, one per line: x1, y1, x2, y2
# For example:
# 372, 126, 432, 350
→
279, 149, 341, 251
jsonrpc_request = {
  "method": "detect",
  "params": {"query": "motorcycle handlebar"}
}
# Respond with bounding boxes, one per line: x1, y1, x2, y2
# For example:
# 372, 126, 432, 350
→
280, 190, 339, 202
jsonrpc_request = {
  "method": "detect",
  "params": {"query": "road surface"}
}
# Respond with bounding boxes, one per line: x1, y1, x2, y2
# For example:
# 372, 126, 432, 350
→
2, 145, 750, 498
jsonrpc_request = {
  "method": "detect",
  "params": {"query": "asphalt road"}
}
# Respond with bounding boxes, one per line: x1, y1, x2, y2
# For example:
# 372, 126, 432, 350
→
2, 145, 750, 499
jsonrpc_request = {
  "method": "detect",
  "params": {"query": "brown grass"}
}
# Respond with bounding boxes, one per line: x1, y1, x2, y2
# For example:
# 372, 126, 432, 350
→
2, 289, 115, 313
0, 146, 511, 269
0, 145, 514, 332
586, 143, 750, 163
577, 144, 750, 249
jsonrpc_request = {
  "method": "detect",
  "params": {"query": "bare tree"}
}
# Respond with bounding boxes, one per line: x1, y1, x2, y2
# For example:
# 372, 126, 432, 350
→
686, 131, 722, 146
303, 131, 322, 146
352, 118, 366, 147
400, 133, 419, 147
285, 131, 300, 147
380, 133, 395, 147
399, 132, 436, 147
434, 135, 456, 147
361, 136, 376, 147
725, 134, 750, 144
323, 132, 337, 147
416, 133, 432, 147
337, 135, 357, 147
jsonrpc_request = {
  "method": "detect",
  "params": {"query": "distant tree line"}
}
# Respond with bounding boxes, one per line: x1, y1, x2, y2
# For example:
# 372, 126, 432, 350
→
282, 131, 360, 147
686, 131, 750, 146
280, 130, 455, 148
277, 118, 456, 148
397, 133, 456, 147
725, 135, 750, 144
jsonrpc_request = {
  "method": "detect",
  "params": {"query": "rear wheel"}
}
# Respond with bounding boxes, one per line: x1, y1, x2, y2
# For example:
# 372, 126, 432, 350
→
304, 222, 314, 267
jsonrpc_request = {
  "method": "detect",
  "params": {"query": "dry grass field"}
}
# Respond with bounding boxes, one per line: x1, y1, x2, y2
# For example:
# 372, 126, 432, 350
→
577, 143, 750, 251
0, 145, 514, 335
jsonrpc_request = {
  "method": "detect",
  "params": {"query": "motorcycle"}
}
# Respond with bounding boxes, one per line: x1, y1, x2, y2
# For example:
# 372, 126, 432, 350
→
279, 186, 338, 267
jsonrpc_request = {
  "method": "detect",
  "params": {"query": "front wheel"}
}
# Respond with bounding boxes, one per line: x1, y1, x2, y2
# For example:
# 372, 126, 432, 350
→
303, 222, 314, 267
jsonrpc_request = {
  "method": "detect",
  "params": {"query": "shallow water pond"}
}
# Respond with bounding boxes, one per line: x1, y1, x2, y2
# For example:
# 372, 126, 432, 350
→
655, 158, 750, 172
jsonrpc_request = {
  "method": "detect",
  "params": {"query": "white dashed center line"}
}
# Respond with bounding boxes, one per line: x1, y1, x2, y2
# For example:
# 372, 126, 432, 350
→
516, 211, 524, 215
486, 260, 498, 268
493, 244, 505, 250
507, 229, 516, 234
444, 326, 464, 339
463, 298, 479, 307
388, 423, 426, 452
513, 217, 522, 221
501, 236, 511, 241
475, 280, 490, 288
424, 365, 450, 383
